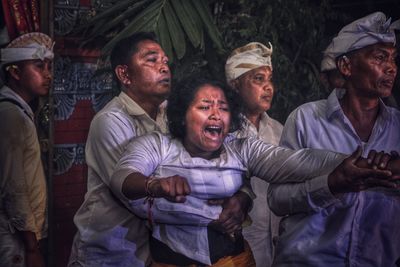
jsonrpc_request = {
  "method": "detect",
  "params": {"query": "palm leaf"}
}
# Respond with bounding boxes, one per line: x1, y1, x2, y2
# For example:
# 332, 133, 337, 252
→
191, 0, 224, 52
162, 0, 186, 59
82, 0, 223, 61
74, 0, 137, 32
87, 0, 149, 38
156, 10, 174, 63
170, 0, 202, 48
102, 0, 164, 53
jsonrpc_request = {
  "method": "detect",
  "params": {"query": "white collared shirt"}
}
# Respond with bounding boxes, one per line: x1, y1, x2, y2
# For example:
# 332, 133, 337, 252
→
111, 131, 345, 265
272, 89, 400, 267
234, 112, 283, 267
69, 91, 167, 267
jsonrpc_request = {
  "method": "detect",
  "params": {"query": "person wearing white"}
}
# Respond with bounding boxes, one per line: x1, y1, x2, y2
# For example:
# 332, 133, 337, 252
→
226, 41, 283, 266
68, 33, 170, 267
0, 32, 53, 267
111, 130, 346, 266
109, 76, 392, 266
69, 33, 253, 267
270, 12, 400, 267
69, 91, 168, 266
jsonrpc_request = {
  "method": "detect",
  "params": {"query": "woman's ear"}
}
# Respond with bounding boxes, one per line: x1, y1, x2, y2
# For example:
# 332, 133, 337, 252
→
337, 55, 351, 78
115, 65, 131, 86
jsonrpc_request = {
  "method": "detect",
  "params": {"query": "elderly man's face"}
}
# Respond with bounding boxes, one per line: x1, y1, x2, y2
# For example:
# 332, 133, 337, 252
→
124, 39, 171, 101
348, 43, 397, 98
235, 66, 274, 115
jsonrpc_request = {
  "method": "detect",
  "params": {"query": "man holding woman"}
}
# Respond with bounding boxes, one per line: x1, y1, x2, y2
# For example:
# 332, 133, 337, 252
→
109, 75, 398, 266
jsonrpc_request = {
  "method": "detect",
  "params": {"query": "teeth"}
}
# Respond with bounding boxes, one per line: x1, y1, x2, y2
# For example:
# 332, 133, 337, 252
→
205, 126, 222, 134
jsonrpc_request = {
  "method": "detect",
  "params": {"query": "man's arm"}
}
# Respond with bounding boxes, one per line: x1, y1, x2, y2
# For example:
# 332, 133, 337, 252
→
1, 108, 44, 267
268, 148, 398, 216
85, 112, 137, 185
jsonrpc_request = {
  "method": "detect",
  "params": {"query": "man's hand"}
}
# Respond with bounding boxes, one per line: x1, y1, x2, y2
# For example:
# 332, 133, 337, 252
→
328, 147, 396, 194
208, 191, 252, 234
149, 175, 191, 203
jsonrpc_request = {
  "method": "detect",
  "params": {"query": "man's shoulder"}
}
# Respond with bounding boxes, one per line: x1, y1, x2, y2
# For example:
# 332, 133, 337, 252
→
288, 99, 327, 121
91, 97, 132, 124
385, 106, 400, 124
0, 101, 31, 125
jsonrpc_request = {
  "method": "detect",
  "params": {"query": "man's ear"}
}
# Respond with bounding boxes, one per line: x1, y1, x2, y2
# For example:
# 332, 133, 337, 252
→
229, 79, 240, 92
337, 55, 351, 78
7, 65, 20, 81
115, 65, 131, 86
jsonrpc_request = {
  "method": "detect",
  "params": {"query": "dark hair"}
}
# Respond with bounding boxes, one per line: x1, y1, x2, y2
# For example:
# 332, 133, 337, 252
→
167, 75, 243, 139
110, 32, 157, 71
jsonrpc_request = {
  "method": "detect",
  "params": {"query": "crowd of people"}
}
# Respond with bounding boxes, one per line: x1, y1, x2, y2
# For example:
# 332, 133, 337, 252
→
1, 10, 399, 267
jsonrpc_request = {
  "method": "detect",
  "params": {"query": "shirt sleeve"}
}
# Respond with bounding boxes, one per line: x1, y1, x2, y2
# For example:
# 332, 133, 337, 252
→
267, 176, 342, 215
85, 112, 136, 186
238, 137, 347, 184
268, 109, 341, 215
279, 110, 306, 150
128, 196, 222, 226
0, 107, 37, 233
110, 133, 222, 225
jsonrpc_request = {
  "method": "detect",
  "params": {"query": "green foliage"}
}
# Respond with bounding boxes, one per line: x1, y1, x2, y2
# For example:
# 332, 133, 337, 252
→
77, 0, 351, 123
215, 0, 348, 123
75, 0, 224, 63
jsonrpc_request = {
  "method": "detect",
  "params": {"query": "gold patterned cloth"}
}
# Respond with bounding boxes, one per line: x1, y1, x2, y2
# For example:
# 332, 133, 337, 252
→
150, 240, 256, 267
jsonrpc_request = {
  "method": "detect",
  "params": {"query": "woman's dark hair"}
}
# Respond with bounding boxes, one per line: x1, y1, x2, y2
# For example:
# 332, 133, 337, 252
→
167, 75, 243, 139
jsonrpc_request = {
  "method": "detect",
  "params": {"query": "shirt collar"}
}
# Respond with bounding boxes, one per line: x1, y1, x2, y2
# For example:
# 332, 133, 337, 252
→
118, 90, 167, 115
326, 88, 391, 121
118, 91, 168, 132
0, 85, 34, 119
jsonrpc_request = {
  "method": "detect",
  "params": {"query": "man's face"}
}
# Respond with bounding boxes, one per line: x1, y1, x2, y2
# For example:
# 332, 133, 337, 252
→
125, 40, 171, 101
235, 66, 274, 114
16, 59, 52, 97
349, 43, 397, 98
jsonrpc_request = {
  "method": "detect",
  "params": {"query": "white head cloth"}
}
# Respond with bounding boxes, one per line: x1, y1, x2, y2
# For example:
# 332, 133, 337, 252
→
321, 42, 337, 72
225, 42, 273, 84
0, 32, 54, 66
327, 11, 400, 58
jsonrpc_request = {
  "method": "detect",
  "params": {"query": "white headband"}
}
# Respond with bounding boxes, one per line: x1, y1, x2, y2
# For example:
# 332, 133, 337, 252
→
225, 42, 273, 84
0, 32, 54, 67
321, 42, 337, 72
327, 12, 399, 58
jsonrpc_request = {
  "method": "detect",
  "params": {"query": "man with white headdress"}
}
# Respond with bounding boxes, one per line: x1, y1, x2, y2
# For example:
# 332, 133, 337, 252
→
0, 32, 53, 267
225, 42, 282, 267
269, 12, 400, 266
319, 42, 345, 91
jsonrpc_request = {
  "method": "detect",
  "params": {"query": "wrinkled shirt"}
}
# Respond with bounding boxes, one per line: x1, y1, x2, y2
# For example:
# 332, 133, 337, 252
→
0, 86, 47, 239
234, 113, 283, 267
110, 131, 346, 265
272, 89, 400, 267
69, 91, 167, 267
